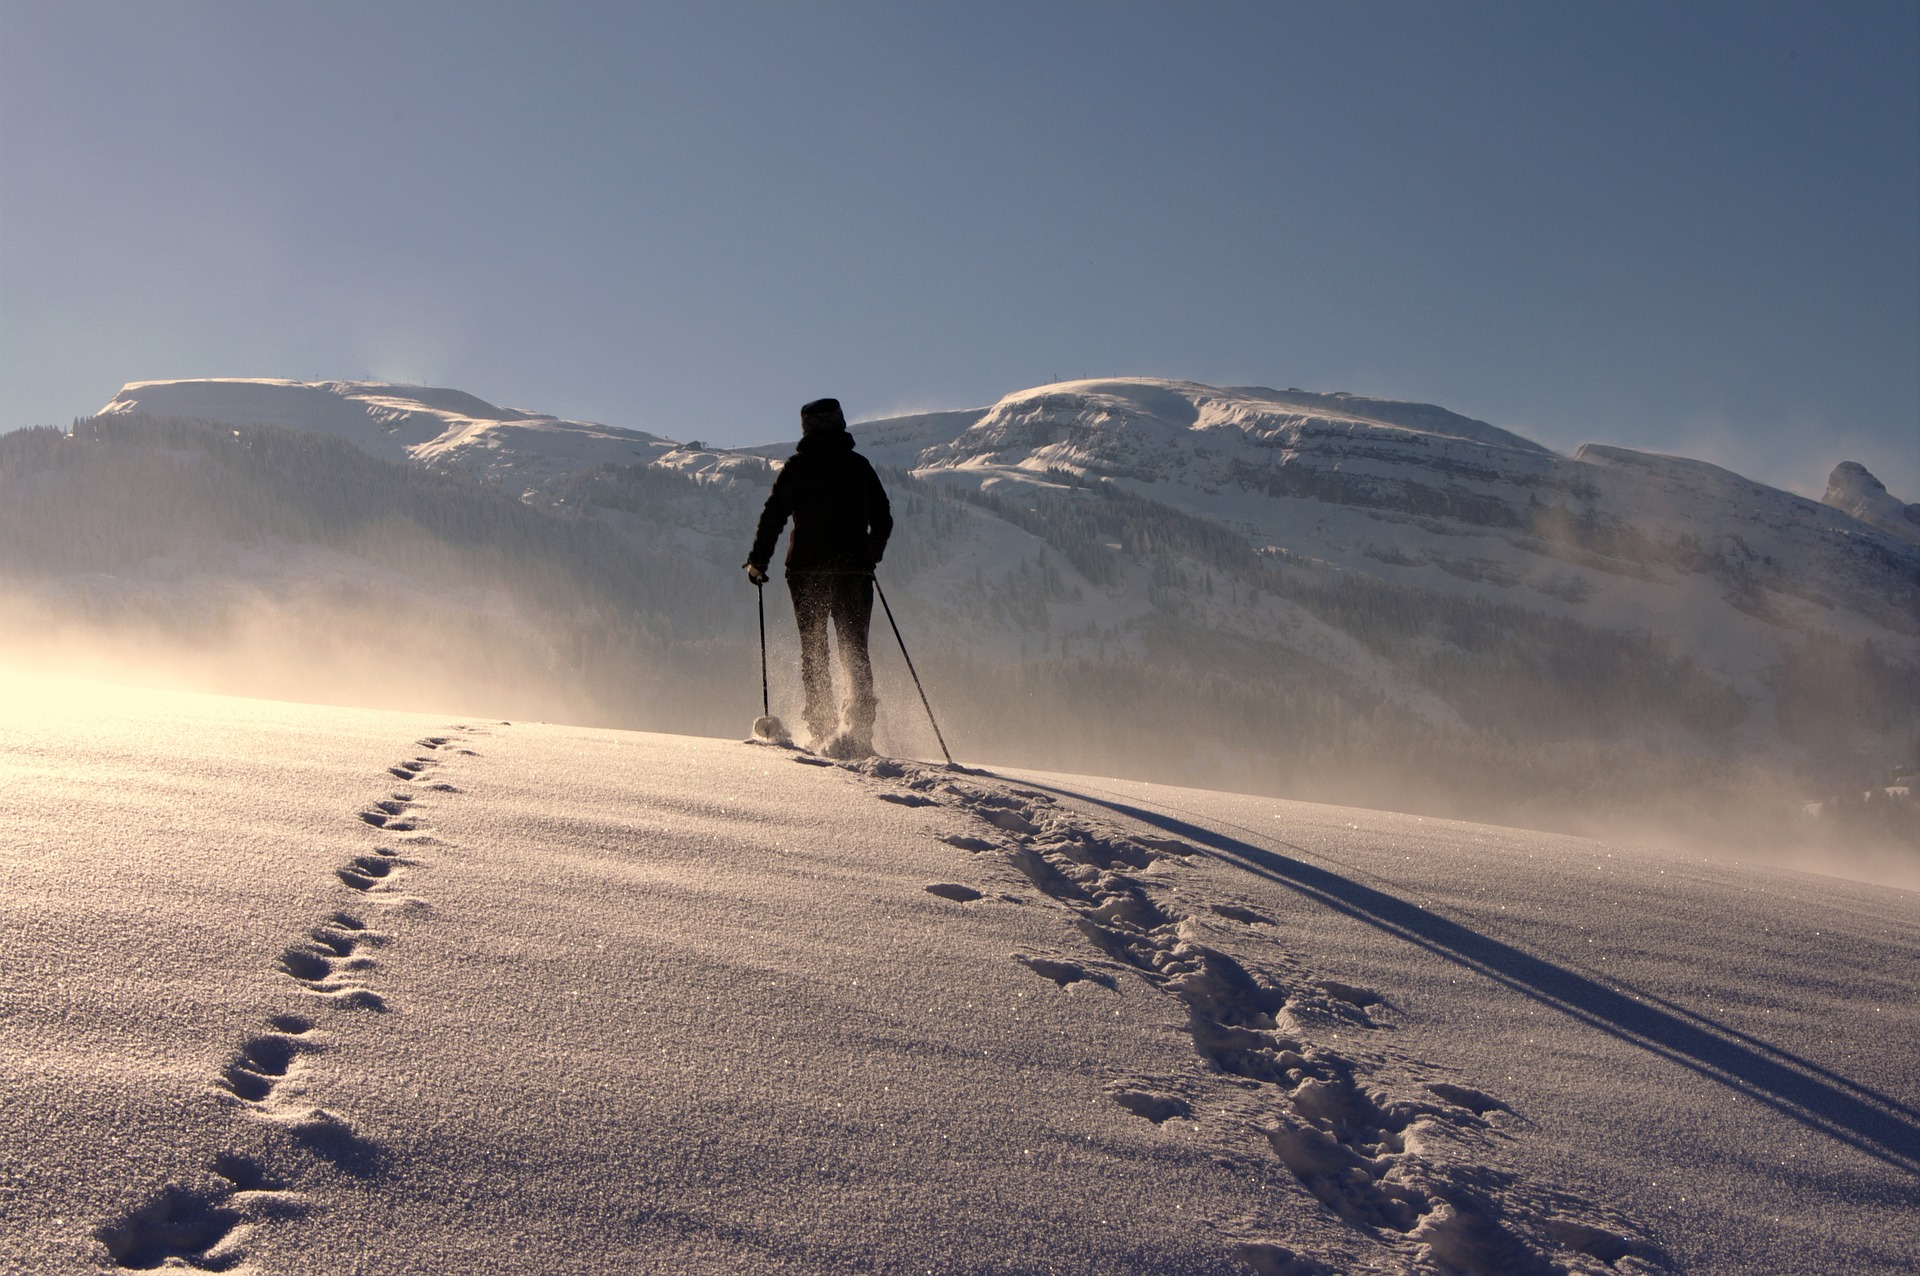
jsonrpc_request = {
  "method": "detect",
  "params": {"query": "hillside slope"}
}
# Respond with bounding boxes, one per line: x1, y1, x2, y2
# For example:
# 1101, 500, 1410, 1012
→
98, 379, 676, 489
33, 379, 1920, 845
4, 677, 1914, 1274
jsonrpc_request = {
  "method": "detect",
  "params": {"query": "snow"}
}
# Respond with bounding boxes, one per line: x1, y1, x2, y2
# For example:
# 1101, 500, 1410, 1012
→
970, 379, 1554, 458
88, 377, 1919, 734
1823, 461, 1920, 546
4, 673, 1913, 1274
98, 379, 677, 494
886, 378, 1919, 737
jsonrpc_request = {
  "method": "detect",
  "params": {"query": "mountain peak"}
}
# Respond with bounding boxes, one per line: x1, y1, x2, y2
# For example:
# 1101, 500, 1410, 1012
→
97, 378, 672, 492
973, 377, 1555, 456
1824, 461, 1920, 545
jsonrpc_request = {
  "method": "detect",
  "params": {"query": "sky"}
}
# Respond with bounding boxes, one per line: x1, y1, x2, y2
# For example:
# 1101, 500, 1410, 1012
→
2, 1, 1915, 497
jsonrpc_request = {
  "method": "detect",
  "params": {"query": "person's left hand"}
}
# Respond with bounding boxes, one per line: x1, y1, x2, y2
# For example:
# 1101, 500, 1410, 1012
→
745, 562, 769, 586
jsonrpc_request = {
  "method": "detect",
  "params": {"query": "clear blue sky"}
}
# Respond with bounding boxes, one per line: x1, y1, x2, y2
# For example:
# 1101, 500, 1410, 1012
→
4, 1, 1915, 496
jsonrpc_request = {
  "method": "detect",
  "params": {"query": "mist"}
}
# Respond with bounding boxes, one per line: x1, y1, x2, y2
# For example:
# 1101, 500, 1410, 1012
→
3, 410, 1913, 892
6, 577, 1913, 894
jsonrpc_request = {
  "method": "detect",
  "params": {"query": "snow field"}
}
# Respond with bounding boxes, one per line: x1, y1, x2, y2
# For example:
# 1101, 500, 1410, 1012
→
2, 676, 1913, 1273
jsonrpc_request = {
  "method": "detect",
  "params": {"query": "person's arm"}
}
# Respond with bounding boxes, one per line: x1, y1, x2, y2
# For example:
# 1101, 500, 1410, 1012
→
747, 463, 796, 575
865, 461, 893, 565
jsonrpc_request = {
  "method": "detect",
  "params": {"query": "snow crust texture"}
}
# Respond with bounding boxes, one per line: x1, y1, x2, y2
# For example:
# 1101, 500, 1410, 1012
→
91, 729, 483, 1271
7, 680, 1914, 1275
834, 753, 1667, 1275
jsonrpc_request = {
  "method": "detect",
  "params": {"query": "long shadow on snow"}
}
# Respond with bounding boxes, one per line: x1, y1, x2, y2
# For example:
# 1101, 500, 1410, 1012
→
1025, 780, 1920, 1178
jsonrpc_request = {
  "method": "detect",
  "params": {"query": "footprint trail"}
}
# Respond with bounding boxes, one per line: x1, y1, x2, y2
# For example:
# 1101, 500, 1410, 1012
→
831, 754, 1669, 1275
93, 724, 491, 1271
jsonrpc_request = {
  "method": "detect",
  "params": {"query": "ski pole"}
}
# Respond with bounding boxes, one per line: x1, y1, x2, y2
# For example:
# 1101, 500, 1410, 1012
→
757, 581, 771, 720
872, 576, 955, 768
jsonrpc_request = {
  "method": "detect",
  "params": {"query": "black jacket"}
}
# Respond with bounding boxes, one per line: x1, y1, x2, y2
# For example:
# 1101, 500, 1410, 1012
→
748, 430, 892, 574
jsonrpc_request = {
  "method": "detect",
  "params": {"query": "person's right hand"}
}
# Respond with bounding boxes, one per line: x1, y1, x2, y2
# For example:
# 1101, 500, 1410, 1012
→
745, 562, 769, 586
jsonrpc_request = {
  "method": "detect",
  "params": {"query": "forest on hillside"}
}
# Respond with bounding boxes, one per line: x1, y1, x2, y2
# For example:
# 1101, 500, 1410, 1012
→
3, 414, 1914, 851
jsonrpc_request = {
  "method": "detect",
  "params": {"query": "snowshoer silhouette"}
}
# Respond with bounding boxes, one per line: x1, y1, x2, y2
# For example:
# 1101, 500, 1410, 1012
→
745, 398, 892, 757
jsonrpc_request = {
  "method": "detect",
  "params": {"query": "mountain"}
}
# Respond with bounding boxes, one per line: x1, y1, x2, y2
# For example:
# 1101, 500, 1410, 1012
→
1825, 460, 1920, 546
97, 378, 677, 491
858, 378, 1917, 713
4, 375, 1912, 846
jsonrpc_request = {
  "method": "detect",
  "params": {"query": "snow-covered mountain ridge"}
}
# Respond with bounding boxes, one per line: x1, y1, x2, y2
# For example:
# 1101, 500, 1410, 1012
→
90, 373, 1920, 665
849, 381, 1918, 743
877, 379, 1913, 635
58, 376, 1920, 822
99, 378, 677, 488
1826, 459, 1920, 546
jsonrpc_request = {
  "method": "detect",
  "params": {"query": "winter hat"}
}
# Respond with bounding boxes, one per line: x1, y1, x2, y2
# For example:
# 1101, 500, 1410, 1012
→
800, 397, 847, 434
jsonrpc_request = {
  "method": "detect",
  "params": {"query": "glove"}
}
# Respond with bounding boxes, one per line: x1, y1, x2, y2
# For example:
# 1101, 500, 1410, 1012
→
744, 561, 769, 586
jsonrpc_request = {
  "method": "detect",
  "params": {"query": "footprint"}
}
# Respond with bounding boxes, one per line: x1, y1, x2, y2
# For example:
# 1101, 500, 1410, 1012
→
1004, 846, 1093, 905
337, 854, 406, 892
216, 1034, 310, 1104
278, 948, 333, 983
1312, 980, 1381, 1010
1107, 1086, 1192, 1124
924, 883, 982, 902
321, 988, 387, 1012
939, 834, 996, 853
208, 1154, 286, 1195
286, 1109, 387, 1178
1085, 883, 1173, 932
1049, 833, 1157, 871
1408, 1201, 1556, 1276
978, 806, 1039, 835
95, 1183, 243, 1272
278, 943, 384, 1010
878, 792, 936, 807
1230, 1241, 1324, 1276
1262, 1118, 1428, 1233
1427, 1083, 1508, 1116
307, 920, 376, 959
364, 798, 423, 832
217, 1064, 275, 1103
1210, 902, 1274, 926
1015, 955, 1117, 990
1547, 1219, 1634, 1264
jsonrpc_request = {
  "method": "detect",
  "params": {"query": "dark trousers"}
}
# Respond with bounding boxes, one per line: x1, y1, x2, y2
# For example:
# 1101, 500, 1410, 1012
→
788, 572, 876, 742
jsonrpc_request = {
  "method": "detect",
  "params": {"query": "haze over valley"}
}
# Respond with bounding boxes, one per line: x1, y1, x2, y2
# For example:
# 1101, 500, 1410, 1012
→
6, 374, 1913, 879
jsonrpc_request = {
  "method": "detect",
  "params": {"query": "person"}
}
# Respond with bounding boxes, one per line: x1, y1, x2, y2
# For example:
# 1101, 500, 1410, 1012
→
745, 398, 893, 757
